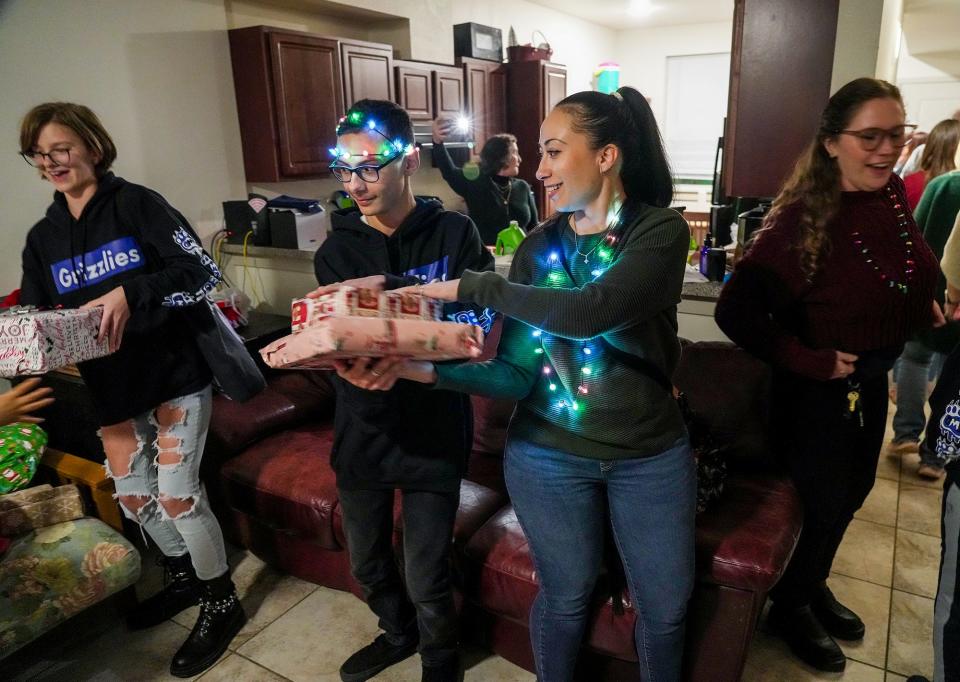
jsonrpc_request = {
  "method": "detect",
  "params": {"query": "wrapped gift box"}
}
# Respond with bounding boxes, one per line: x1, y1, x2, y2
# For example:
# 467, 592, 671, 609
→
0, 308, 109, 377
291, 287, 441, 332
261, 317, 484, 369
0, 483, 85, 536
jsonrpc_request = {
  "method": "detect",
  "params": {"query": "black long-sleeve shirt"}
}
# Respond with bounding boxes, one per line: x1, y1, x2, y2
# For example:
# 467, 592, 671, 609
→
433, 142, 537, 244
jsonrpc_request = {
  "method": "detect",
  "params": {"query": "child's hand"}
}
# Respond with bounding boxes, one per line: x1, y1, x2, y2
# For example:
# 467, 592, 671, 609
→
0, 378, 54, 425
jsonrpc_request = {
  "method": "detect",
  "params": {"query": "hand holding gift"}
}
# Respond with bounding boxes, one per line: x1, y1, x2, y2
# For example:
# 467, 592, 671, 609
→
395, 278, 460, 302
261, 285, 484, 370
80, 286, 130, 353
0, 307, 111, 377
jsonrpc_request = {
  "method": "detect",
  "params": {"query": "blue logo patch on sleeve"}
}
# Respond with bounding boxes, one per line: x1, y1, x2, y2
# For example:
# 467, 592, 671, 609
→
51, 236, 144, 294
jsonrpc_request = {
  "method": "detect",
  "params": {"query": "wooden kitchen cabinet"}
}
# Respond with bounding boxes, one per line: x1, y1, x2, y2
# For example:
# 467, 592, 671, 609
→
433, 64, 465, 119
461, 57, 508, 153
228, 27, 394, 182
340, 39, 394, 106
722, 0, 839, 198
394, 60, 433, 120
229, 26, 343, 182
394, 61, 465, 124
507, 60, 567, 217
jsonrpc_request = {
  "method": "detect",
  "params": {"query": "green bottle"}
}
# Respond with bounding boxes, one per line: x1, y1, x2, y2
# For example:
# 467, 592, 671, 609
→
495, 220, 526, 255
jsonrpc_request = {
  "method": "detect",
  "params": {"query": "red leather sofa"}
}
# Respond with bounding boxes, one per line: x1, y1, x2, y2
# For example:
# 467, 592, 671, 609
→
201, 339, 802, 681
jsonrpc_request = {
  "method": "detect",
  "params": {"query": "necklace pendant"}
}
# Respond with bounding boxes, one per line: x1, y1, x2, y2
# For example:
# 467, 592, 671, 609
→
583, 254, 589, 264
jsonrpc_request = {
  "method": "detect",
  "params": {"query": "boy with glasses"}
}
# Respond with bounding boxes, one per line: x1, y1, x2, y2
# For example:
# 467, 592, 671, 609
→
310, 99, 494, 682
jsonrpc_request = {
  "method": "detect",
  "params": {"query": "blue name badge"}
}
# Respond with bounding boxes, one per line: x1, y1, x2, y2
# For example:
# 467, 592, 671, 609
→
51, 236, 144, 294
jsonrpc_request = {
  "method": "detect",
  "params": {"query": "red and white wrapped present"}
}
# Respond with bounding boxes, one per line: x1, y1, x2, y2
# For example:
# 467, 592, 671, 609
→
0, 308, 110, 377
291, 287, 441, 332
260, 317, 484, 370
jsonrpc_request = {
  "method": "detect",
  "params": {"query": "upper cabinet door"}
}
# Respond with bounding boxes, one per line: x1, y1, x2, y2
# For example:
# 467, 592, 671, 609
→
464, 61, 490, 150
395, 62, 433, 120
341, 41, 394, 106
543, 65, 567, 112
487, 65, 508, 136
433, 66, 465, 119
268, 32, 343, 178
723, 0, 839, 198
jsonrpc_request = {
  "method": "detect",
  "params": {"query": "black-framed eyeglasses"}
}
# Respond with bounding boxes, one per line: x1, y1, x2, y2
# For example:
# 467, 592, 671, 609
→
19, 148, 72, 168
835, 124, 918, 152
329, 152, 401, 183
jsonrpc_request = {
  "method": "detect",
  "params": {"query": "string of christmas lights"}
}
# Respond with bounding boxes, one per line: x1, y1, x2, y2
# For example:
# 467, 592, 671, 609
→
533, 231, 620, 416
329, 111, 415, 162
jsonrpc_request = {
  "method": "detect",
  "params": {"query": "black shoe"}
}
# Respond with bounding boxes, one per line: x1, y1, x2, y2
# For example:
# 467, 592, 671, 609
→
127, 553, 199, 630
905, 677, 930, 682
422, 655, 464, 682
811, 582, 866, 640
768, 602, 846, 672
169, 573, 246, 678
339, 633, 419, 682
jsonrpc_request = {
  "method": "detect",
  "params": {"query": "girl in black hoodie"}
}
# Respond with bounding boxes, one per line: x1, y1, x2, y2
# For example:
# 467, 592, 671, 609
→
18, 102, 243, 677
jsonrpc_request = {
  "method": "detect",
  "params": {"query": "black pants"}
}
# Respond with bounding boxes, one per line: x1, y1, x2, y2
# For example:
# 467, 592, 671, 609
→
769, 369, 889, 608
337, 487, 460, 666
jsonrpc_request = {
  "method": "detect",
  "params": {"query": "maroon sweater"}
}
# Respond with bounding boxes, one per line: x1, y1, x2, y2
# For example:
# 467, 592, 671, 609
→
715, 178, 938, 381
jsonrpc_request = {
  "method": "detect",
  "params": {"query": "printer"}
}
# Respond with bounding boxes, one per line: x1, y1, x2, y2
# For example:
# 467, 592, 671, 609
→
268, 207, 329, 251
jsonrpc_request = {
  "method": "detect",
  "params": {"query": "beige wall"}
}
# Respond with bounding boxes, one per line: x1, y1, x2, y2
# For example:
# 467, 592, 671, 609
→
0, 0, 248, 295
614, 21, 734, 128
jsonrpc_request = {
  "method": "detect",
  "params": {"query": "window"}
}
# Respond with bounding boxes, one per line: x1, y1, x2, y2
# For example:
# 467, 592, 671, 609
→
664, 52, 730, 179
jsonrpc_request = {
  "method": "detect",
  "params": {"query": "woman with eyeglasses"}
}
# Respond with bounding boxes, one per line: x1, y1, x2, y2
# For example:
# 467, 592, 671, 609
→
715, 78, 941, 672
432, 116, 538, 245
17, 102, 245, 677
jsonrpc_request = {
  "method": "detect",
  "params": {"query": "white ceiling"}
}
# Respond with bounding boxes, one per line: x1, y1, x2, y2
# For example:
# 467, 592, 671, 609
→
521, 0, 735, 29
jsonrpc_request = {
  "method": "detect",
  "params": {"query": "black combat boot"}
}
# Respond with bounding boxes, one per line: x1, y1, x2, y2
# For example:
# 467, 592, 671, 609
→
127, 553, 199, 630
169, 572, 246, 678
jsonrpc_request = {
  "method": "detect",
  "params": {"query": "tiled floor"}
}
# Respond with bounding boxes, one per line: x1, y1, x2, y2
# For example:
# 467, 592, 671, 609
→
742, 400, 944, 682
5, 399, 944, 681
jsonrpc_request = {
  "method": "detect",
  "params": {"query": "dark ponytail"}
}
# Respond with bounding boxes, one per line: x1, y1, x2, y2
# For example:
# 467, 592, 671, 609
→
555, 86, 673, 208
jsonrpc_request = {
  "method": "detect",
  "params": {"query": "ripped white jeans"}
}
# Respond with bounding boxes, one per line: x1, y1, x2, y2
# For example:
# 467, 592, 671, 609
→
101, 385, 228, 580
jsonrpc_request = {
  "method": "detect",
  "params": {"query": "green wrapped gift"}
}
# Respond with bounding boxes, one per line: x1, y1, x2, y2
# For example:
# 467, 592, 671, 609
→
0, 423, 48, 494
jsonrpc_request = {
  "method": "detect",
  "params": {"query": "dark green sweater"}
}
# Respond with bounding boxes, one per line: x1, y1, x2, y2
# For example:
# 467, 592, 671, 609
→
915, 171, 960, 353
433, 142, 538, 244
435, 206, 690, 460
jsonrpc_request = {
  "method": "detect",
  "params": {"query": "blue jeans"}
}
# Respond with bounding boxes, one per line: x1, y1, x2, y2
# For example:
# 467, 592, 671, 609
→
893, 341, 945, 466
102, 385, 228, 580
504, 437, 696, 682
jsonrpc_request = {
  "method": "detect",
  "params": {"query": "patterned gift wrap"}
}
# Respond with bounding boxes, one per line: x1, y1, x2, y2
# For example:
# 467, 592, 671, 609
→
0, 483, 84, 536
261, 317, 484, 369
290, 287, 441, 332
0, 423, 48, 494
0, 308, 109, 377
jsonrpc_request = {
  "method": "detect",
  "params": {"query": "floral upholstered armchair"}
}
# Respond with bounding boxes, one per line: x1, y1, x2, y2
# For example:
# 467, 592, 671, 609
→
0, 484, 140, 658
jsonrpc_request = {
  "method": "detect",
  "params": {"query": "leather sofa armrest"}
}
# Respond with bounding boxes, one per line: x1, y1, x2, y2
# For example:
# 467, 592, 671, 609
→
207, 371, 335, 458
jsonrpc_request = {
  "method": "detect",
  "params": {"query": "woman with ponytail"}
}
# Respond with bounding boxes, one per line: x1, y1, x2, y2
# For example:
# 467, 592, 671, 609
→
331, 87, 694, 681
715, 78, 941, 672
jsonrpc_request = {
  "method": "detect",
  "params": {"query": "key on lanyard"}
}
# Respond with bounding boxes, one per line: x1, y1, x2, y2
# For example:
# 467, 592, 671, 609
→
845, 381, 864, 428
